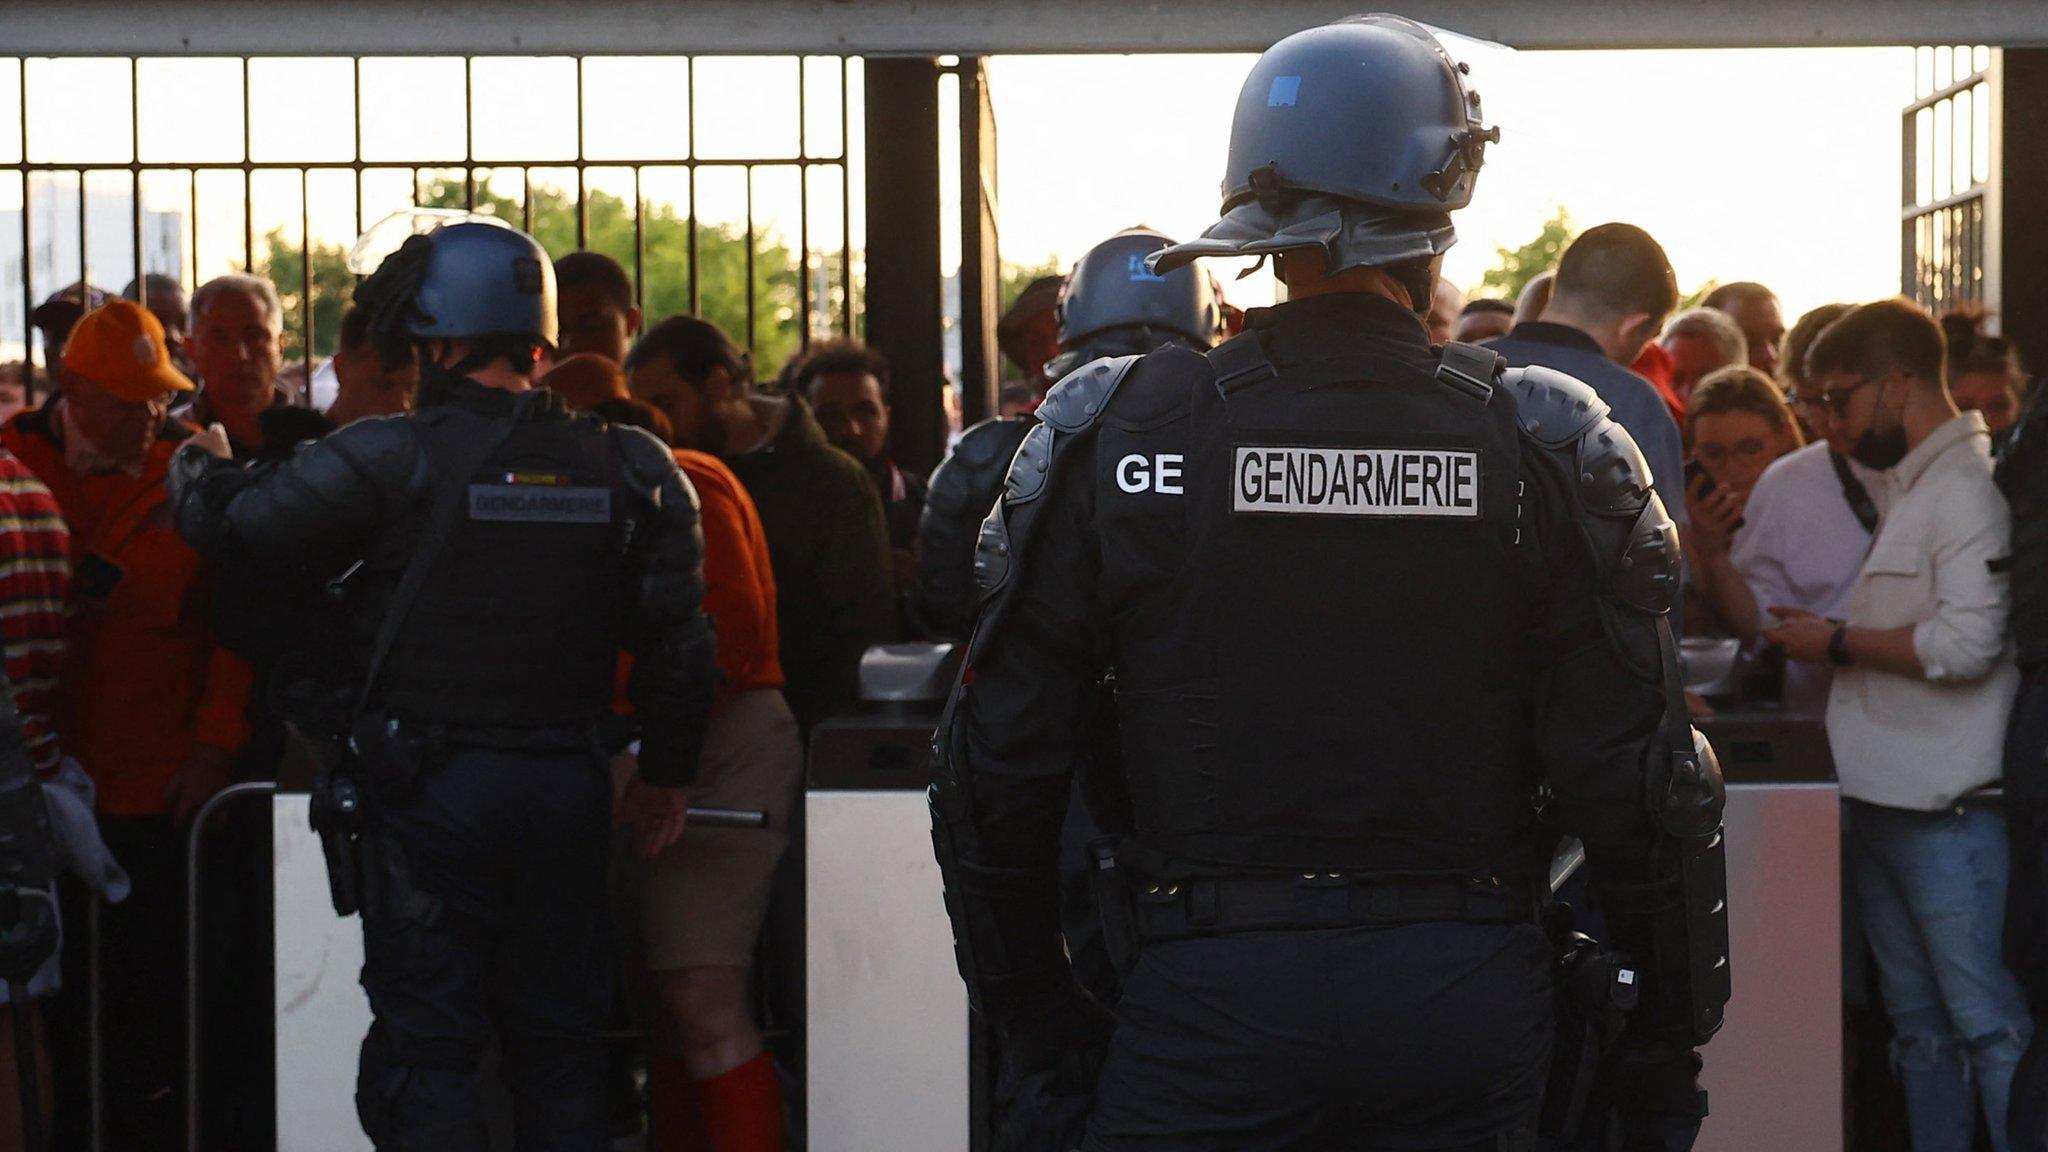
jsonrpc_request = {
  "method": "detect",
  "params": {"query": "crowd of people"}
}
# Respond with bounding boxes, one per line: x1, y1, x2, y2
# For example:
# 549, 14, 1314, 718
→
1432, 226, 2043, 1152
0, 189, 2039, 1151
0, 242, 929, 1149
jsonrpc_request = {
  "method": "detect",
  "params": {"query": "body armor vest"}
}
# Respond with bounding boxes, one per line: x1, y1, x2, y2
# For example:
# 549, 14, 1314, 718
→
1095, 339, 1546, 878
367, 407, 641, 728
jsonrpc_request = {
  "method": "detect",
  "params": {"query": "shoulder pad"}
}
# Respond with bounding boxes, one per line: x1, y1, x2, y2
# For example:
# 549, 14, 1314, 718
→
1504, 364, 1610, 450
950, 417, 1037, 468
1036, 355, 1140, 433
999, 421, 1055, 508
929, 418, 1033, 515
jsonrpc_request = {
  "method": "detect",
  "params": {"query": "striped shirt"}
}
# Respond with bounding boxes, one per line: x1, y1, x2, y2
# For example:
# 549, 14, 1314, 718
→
0, 454, 68, 774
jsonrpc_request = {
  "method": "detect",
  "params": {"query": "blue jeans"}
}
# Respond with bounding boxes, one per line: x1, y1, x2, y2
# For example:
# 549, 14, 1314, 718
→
1847, 798, 2035, 1152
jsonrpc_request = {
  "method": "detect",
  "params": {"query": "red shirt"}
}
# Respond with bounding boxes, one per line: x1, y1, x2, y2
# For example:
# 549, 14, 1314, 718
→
0, 452, 69, 776
1631, 341, 1687, 428
2, 407, 253, 814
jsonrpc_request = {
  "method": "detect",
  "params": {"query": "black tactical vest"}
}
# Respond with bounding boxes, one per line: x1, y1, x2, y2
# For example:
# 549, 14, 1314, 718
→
1999, 390, 2048, 668
368, 403, 641, 729
1095, 335, 1547, 879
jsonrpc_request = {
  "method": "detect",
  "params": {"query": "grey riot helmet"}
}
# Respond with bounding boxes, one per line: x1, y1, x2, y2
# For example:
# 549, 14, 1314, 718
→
1152, 14, 1496, 278
1059, 228, 1223, 349
352, 214, 559, 350
1046, 228, 1225, 381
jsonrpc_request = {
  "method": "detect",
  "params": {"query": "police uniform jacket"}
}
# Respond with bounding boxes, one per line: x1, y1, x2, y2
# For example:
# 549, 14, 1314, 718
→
933, 291, 1705, 1063
177, 379, 717, 787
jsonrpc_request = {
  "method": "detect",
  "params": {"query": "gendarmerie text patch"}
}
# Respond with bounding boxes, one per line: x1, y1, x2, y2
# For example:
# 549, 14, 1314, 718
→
1232, 446, 1481, 518
468, 485, 612, 524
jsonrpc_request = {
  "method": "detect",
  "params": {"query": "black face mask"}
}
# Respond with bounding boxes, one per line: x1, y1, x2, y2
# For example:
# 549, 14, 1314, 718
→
1852, 423, 1909, 471
1850, 378, 1911, 470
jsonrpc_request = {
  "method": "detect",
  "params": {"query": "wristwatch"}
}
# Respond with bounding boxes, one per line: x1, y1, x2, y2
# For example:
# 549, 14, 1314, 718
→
1827, 624, 1854, 668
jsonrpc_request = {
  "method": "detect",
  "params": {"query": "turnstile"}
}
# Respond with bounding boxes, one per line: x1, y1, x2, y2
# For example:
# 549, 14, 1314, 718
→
1694, 711, 1842, 1152
273, 792, 375, 1152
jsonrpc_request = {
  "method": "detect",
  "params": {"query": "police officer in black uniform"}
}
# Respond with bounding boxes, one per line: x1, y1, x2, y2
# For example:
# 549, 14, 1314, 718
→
915, 227, 1224, 642
2000, 382, 2048, 1152
931, 15, 1727, 1151
172, 220, 718, 1151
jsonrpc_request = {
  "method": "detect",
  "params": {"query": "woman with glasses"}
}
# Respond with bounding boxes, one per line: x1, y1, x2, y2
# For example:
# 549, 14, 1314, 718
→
1682, 366, 1806, 644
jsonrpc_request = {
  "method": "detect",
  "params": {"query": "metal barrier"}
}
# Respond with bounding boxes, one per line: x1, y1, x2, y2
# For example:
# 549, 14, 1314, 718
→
183, 781, 276, 1152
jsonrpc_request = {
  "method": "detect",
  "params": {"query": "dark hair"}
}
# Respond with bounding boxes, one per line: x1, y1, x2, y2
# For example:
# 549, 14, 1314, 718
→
1779, 303, 1855, 390
120, 273, 185, 303
1703, 281, 1778, 313
1552, 223, 1679, 320
338, 303, 417, 373
999, 276, 1064, 333
624, 315, 751, 391
1939, 306, 2021, 380
791, 337, 893, 402
1805, 298, 1947, 386
554, 251, 634, 313
1459, 297, 1514, 317
589, 395, 676, 445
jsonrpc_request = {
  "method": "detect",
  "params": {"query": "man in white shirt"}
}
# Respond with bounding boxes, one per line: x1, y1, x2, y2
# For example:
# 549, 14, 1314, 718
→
1767, 298, 2030, 1152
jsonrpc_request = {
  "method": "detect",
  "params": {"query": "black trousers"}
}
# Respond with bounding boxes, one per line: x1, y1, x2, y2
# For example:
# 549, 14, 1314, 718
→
2007, 665, 2048, 1152
353, 745, 615, 1152
1082, 921, 1553, 1152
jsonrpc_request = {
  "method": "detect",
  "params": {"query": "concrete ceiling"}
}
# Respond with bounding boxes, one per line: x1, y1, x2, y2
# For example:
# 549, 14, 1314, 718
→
3, 0, 2043, 56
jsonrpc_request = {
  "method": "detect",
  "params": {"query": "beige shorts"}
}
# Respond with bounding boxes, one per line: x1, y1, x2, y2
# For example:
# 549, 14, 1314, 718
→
632, 688, 801, 971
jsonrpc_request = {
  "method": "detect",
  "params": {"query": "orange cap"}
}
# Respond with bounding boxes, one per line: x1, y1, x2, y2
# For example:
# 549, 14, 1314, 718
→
544, 353, 629, 410
61, 299, 195, 403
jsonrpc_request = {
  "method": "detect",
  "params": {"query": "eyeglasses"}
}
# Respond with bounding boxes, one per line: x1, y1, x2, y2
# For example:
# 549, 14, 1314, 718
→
1695, 439, 1774, 467
1819, 374, 1881, 416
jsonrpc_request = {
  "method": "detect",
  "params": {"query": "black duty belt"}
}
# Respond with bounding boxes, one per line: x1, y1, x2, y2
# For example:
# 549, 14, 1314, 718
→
406, 718, 606, 754
1129, 871, 1537, 944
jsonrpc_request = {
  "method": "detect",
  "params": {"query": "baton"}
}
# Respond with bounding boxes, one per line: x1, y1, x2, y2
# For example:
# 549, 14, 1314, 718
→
686, 807, 769, 829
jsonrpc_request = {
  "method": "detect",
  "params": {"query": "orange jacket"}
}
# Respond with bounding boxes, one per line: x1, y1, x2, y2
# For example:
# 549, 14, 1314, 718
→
2, 407, 254, 815
675, 450, 784, 708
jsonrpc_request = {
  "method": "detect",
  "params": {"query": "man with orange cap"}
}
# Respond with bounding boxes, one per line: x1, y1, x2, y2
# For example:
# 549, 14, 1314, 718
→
2, 299, 253, 1148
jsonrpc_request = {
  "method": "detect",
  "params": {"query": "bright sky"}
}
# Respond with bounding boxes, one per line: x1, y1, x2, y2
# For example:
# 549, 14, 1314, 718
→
4, 44, 1915, 332
989, 44, 1915, 321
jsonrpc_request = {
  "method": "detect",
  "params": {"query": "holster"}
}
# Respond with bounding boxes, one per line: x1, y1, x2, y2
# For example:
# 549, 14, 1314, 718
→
308, 765, 366, 918
1089, 838, 1140, 980
1538, 918, 1640, 1143
293, 719, 367, 918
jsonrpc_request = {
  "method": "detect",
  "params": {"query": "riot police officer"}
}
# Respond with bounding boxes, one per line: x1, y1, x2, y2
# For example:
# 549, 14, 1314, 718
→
915, 227, 1224, 642
172, 220, 717, 1151
930, 15, 1727, 1151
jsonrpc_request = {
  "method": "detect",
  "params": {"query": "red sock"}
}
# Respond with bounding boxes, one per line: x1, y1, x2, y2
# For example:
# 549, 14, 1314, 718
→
649, 1056, 708, 1152
694, 1051, 785, 1152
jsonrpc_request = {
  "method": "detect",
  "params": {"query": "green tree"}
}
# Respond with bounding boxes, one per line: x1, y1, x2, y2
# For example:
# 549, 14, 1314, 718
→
419, 176, 805, 376
1001, 256, 1064, 314
1475, 208, 1575, 303
261, 176, 821, 374
256, 229, 353, 362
